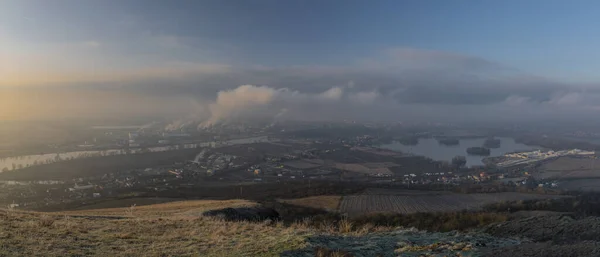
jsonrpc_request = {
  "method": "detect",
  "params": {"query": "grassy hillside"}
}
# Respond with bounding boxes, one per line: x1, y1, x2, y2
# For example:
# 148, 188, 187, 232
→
58, 199, 258, 217
0, 198, 516, 256
0, 200, 310, 257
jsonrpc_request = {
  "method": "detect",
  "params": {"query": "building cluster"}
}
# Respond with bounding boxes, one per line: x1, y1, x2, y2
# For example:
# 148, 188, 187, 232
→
200, 153, 238, 173
0, 164, 207, 209
505, 149, 595, 159
498, 149, 596, 167
384, 170, 501, 186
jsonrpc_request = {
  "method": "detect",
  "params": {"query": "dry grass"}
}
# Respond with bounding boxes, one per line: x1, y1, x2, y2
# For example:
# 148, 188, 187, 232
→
338, 218, 353, 234
280, 195, 342, 211
0, 198, 458, 256
56, 199, 257, 218
37, 215, 56, 227
0, 201, 309, 257
67, 197, 181, 211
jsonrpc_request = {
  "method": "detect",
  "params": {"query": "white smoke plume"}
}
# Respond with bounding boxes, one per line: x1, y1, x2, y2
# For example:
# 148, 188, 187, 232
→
269, 108, 288, 126
274, 108, 288, 119
137, 121, 159, 132
318, 87, 344, 100
199, 85, 277, 128
198, 84, 382, 127
165, 120, 187, 131
165, 104, 208, 131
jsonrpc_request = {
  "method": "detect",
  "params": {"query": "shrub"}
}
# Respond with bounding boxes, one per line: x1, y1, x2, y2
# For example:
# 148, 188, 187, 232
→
338, 218, 353, 234
483, 192, 600, 217
38, 215, 55, 227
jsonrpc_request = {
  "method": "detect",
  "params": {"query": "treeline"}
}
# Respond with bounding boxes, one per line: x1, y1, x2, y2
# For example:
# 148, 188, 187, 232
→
484, 192, 600, 217
306, 211, 506, 233
514, 135, 600, 151
349, 212, 508, 232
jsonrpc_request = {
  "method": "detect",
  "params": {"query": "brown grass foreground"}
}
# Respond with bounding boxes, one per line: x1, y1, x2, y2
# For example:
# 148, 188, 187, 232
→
0, 199, 510, 256
0, 200, 392, 257
1, 200, 311, 257
57, 199, 259, 217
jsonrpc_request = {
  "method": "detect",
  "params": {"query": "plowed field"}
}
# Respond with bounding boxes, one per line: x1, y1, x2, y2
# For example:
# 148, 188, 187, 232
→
339, 192, 567, 216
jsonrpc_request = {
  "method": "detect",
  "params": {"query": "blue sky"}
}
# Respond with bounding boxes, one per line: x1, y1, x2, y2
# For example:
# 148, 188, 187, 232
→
2, 0, 600, 81
2, 0, 600, 122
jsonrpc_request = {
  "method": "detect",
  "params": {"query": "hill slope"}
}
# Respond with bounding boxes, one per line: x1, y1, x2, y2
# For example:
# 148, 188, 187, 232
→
3, 199, 598, 257
1, 200, 311, 257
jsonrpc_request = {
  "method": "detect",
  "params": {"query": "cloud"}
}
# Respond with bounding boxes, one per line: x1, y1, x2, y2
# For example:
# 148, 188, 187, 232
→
0, 61, 231, 87
317, 87, 344, 100
0, 87, 202, 121
360, 48, 514, 75
202, 85, 277, 126
5, 45, 600, 125
503, 90, 600, 108
199, 84, 386, 127
349, 91, 380, 104
0, 31, 226, 87
548, 92, 583, 105
503, 95, 532, 106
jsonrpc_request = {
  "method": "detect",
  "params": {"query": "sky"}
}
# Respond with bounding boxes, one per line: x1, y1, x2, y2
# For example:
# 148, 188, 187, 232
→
1, 0, 600, 124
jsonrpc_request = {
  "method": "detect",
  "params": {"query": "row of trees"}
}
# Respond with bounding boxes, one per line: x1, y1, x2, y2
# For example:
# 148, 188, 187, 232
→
484, 192, 600, 217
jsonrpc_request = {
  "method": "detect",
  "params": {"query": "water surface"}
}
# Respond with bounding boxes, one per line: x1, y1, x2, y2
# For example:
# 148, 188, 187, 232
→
380, 137, 541, 167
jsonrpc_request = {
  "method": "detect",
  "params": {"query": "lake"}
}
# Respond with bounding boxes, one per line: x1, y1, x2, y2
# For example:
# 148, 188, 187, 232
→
380, 137, 542, 167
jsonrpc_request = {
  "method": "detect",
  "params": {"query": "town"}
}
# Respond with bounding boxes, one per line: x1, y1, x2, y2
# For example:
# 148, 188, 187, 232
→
1, 121, 598, 211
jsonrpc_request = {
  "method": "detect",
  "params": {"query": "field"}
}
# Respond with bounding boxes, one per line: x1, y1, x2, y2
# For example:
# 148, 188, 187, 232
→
558, 179, 600, 192
279, 195, 342, 211
333, 162, 395, 176
536, 157, 600, 179
33, 181, 367, 212
59, 197, 194, 211
283, 160, 323, 169
58, 199, 258, 217
0, 200, 309, 257
2, 195, 598, 257
339, 191, 567, 217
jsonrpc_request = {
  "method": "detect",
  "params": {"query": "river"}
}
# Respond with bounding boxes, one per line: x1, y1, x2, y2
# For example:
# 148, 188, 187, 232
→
380, 137, 542, 167
0, 136, 270, 172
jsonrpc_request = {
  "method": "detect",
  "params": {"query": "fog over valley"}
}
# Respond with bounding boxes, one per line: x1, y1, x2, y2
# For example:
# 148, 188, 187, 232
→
3, 50, 600, 127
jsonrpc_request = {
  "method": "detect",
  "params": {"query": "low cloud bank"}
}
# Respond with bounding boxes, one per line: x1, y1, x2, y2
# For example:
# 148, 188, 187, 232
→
7, 47, 600, 127
197, 84, 388, 128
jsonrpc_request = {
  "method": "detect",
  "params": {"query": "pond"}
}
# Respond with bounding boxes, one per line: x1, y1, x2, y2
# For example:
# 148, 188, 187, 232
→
380, 137, 542, 167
